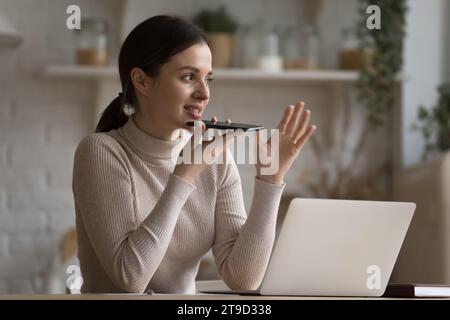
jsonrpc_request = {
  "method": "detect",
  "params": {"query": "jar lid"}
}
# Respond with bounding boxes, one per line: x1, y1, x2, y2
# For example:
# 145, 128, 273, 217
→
77, 18, 108, 33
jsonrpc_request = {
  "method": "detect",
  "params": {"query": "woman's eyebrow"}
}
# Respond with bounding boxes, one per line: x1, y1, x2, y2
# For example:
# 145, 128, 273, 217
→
178, 66, 213, 75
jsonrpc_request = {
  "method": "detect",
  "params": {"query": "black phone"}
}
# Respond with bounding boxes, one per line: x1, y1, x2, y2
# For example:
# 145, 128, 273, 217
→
186, 120, 265, 132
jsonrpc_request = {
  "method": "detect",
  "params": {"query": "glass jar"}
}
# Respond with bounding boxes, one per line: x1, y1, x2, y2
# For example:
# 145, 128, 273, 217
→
256, 24, 283, 71
281, 23, 302, 69
281, 23, 319, 70
338, 27, 374, 70
300, 24, 320, 69
240, 24, 260, 68
75, 18, 108, 66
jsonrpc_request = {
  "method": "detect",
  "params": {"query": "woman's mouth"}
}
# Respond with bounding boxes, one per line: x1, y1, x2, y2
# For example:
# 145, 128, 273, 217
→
184, 105, 202, 120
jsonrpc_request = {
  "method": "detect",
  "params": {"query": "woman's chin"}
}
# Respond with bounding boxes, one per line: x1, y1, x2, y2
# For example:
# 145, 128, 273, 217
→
181, 118, 197, 131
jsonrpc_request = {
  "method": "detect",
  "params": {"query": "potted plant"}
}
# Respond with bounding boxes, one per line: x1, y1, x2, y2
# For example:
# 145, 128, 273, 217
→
193, 6, 238, 68
413, 83, 450, 160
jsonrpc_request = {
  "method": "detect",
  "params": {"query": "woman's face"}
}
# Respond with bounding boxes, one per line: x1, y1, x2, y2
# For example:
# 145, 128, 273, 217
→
135, 42, 213, 139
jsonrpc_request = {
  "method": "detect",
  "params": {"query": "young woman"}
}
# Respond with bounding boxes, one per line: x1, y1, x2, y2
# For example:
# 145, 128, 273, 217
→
72, 15, 316, 294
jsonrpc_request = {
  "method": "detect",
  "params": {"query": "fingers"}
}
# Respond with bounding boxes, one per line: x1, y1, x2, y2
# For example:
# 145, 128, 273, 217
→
204, 116, 234, 143
292, 109, 311, 144
277, 105, 295, 134
285, 102, 305, 136
211, 116, 232, 124
294, 125, 316, 149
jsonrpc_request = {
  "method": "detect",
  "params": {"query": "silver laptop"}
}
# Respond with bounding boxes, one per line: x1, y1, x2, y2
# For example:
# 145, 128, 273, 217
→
200, 198, 415, 296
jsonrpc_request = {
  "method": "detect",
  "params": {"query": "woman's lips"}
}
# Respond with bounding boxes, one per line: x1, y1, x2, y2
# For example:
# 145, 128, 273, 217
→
184, 106, 202, 120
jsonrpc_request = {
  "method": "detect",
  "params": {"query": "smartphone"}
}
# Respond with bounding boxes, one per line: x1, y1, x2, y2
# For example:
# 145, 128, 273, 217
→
186, 120, 265, 132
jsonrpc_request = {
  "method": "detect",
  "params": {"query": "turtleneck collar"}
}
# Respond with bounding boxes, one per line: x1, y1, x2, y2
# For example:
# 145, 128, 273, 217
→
118, 116, 191, 166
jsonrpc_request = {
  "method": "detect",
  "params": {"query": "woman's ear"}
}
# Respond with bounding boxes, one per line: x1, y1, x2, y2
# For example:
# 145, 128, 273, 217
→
130, 67, 153, 97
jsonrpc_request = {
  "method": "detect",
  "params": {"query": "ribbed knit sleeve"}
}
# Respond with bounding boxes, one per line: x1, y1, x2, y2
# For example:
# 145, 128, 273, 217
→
212, 154, 285, 290
72, 134, 196, 293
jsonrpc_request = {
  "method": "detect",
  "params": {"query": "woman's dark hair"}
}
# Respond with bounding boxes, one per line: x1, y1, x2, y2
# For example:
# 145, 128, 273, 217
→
95, 15, 208, 133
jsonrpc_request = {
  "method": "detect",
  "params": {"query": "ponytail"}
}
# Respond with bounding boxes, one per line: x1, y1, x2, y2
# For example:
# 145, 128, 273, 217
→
95, 92, 133, 133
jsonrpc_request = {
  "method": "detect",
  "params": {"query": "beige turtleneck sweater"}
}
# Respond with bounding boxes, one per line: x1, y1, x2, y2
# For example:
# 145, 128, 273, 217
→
72, 117, 286, 294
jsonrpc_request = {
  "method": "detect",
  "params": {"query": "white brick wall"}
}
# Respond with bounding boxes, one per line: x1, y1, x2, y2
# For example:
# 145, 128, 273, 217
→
8, 278, 37, 294
0, 255, 48, 279
8, 191, 74, 213
0, 147, 6, 167
47, 213, 76, 233
0, 169, 46, 191
8, 231, 58, 256
0, 281, 7, 294
0, 214, 47, 232
9, 145, 75, 169
0, 233, 9, 258
46, 123, 90, 146
0, 0, 121, 293
46, 169, 74, 190
0, 190, 5, 212
0, 98, 12, 119
0, 148, 5, 167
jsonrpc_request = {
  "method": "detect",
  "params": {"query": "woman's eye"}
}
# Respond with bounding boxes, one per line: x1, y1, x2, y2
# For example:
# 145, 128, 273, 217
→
183, 74, 194, 81
182, 74, 213, 85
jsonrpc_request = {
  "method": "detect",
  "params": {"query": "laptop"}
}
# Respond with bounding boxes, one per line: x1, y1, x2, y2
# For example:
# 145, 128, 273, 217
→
200, 198, 415, 296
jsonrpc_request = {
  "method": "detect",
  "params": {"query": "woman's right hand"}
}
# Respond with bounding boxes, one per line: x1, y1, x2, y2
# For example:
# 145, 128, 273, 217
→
173, 116, 240, 183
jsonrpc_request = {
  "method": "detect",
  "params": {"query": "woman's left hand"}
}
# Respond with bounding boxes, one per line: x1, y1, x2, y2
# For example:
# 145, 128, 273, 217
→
255, 101, 316, 185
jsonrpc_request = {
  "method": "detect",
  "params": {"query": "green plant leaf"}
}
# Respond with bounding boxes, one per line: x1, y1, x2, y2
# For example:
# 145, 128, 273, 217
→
192, 6, 238, 33
417, 107, 428, 120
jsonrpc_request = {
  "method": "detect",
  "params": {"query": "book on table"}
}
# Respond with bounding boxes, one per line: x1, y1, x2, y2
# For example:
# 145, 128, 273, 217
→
383, 283, 450, 298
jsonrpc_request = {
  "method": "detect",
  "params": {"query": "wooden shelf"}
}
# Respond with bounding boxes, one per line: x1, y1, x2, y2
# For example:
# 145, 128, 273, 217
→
212, 68, 360, 82
43, 65, 362, 82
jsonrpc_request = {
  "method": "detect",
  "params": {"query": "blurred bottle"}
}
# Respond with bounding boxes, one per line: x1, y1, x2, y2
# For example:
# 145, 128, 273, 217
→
240, 24, 260, 68
75, 18, 108, 66
338, 27, 374, 70
256, 24, 283, 71
301, 24, 320, 69
282, 23, 320, 70
281, 23, 301, 69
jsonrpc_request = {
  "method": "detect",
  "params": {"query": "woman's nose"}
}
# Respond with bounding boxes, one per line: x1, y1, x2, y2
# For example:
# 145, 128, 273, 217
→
194, 81, 209, 100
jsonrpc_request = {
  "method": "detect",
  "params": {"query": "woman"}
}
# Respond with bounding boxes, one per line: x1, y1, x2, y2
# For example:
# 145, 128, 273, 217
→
72, 15, 316, 294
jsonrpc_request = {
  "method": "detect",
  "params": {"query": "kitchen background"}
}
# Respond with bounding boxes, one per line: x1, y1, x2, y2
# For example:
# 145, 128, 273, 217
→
0, 0, 449, 293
